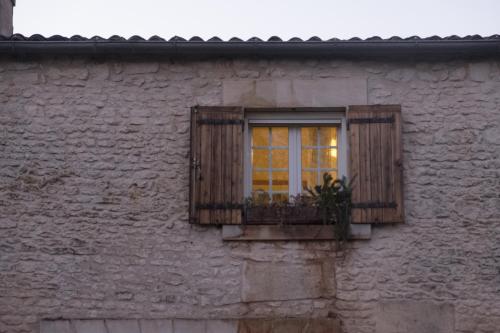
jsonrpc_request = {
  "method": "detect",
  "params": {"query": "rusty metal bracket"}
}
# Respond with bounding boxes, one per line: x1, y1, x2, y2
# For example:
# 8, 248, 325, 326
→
352, 202, 397, 209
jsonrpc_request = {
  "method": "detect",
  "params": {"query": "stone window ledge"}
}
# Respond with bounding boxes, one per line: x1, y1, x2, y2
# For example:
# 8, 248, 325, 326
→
222, 224, 371, 241
41, 318, 341, 333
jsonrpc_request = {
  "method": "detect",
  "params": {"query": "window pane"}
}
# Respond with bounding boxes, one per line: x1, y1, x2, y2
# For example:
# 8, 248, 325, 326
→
252, 149, 269, 169
251, 190, 270, 205
301, 127, 317, 146
301, 148, 318, 168
252, 127, 269, 146
319, 127, 337, 147
271, 127, 288, 147
271, 149, 288, 169
320, 148, 337, 169
301, 171, 318, 191
252, 171, 269, 192
271, 171, 289, 192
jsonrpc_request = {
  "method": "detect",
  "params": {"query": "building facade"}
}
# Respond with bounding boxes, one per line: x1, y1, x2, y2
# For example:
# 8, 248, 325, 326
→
0, 10, 500, 333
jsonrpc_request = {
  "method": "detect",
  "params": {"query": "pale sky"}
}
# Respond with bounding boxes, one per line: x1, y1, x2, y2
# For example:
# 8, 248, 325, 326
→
14, 0, 500, 40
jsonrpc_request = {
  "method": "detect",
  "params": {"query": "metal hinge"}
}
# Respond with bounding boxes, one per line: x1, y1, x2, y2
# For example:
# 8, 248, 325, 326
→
197, 203, 244, 210
348, 115, 395, 128
197, 119, 244, 125
352, 202, 397, 209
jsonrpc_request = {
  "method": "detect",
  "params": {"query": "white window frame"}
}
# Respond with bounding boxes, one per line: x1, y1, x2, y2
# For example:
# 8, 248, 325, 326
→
244, 111, 348, 199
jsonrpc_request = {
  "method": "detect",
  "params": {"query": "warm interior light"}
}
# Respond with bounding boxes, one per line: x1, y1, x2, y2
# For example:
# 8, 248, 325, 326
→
330, 138, 337, 158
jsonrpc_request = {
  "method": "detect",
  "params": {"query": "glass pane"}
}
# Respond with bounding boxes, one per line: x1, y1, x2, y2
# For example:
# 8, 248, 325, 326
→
319, 127, 338, 147
272, 193, 288, 203
301, 171, 318, 191
271, 171, 289, 192
320, 148, 337, 169
252, 171, 269, 192
252, 127, 269, 146
301, 127, 317, 146
271, 127, 288, 147
301, 148, 318, 169
271, 149, 288, 169
251, 190, 270, 205
252, 149, 269, 169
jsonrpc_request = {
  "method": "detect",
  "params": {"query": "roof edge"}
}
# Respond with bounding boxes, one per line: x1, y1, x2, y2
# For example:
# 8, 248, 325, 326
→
0, 39, 499, 60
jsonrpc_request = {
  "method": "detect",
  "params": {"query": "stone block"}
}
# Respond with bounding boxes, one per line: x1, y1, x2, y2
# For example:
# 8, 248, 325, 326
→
375, 300, 455, 333
106, 320, 141, 333
223, 78, 367, 107
40, 320, 72, 333
237, 319, 273, 333
140, 319, 173, 333
206, 320, 237, 333
469, 62, 490, 82
237, 318, 341, 333
241, 259, 335, 302
223, 225, 371, 241
173, 319, 205, 333
73, 320, 107, 333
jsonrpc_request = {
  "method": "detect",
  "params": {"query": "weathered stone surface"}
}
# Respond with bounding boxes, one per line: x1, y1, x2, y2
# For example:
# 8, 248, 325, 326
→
237, 318, 341, 333
469, 62, 490, 82
140, 319, 173, 333
206, 320, 237, 333
40, 320, 72, 333
241, 260, 335, 302
73, 320, 107, 333
222, 225, 371, 241
223, 78, 367, 107
106, 320, 141, 333
1, 58, 499, 333
375, 300, 455, 333
173, 319, 205, 333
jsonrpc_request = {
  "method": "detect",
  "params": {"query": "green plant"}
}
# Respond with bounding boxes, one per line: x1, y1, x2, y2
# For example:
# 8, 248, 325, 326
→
307, 173, 355, 250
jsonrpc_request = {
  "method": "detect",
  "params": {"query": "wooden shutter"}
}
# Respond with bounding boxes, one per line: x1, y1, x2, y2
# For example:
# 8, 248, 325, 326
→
348, 105, 404, 224
189, 106, 244, 224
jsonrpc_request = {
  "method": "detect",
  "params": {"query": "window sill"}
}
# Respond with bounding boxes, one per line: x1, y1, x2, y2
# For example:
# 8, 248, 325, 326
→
222, 224, 371, 241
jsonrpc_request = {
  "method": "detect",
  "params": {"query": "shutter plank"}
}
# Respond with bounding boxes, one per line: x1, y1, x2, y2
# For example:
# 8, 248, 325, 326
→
380, 109, 395, 222
359, 110, 371, 223
393, 110, 404, 222
369, 111, 382, 223
349, 115, 361, 223
211, 111, 222, 224
199, 112, 213, 224
232, 113, 243, 224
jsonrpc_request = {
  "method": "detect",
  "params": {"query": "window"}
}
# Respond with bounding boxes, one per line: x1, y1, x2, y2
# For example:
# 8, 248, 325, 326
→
244, 111, 348, 203
189, 105, 404, 226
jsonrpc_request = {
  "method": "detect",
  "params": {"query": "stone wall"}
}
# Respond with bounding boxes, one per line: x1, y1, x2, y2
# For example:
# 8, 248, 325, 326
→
0, 57, 499, 333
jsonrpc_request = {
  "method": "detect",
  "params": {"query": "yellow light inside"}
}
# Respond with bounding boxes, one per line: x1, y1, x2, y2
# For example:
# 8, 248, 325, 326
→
330, 138, 337, 158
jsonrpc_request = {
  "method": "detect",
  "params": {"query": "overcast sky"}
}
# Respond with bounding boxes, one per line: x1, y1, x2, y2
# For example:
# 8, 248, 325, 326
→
14, 0, 500, 40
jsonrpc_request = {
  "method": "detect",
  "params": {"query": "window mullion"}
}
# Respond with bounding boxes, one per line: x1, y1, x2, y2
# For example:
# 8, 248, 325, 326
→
288, 127, 301, 197
295, 127, 302, 194
268, 128, 272, 199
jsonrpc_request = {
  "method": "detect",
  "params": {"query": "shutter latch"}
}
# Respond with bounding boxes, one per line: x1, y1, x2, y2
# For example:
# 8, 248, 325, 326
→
192, 158, 200, 170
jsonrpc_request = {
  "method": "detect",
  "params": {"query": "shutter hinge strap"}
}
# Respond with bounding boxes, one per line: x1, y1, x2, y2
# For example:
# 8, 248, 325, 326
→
352, 202, 397, 209
197, 203, 244, 210
348, 116, 395, 126
197, 119, 244, 125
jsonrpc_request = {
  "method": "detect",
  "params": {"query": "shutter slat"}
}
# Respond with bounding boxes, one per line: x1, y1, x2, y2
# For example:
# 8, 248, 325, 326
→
369, 111, 382, 223
349, 115, 362, 223
232, 115, 243, 224
348, 105, 404, 224
189, 106, 244, 225
199, 111, 213, 223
